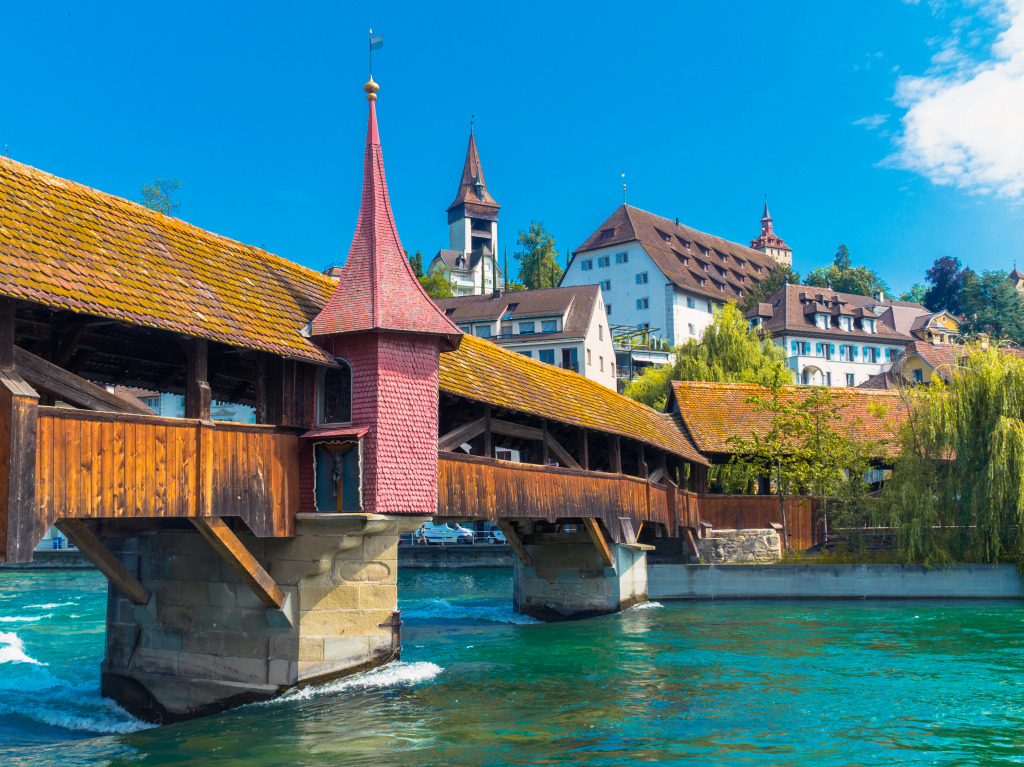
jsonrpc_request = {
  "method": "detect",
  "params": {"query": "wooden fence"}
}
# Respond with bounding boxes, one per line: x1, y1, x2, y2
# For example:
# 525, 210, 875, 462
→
35, 407, 298, 539
695, 494, 820, 550
438, 452, 699, 543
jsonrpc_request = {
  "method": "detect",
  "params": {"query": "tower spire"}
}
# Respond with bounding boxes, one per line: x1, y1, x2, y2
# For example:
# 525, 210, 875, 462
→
308, 80, 461, 349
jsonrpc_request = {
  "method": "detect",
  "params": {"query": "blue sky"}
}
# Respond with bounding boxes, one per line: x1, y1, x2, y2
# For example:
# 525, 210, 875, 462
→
4, 1, 1023, 295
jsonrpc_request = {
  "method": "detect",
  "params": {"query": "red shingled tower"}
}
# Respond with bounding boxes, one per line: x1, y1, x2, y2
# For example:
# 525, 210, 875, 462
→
305, 78, 462, 516
749, 196, 793, 267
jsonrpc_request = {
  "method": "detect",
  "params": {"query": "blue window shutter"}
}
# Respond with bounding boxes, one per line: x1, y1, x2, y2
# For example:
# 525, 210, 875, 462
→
816, 342, 822, 356
885, 348, 891, 362
791, 340, 797, 354
853, 346, 859, 358
830, 344, 835, 356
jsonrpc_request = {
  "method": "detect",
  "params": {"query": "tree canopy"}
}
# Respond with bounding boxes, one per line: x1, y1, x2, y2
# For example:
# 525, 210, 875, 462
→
409, 250, 424, 278
419, 267, 454, 299
958, 270, 1024, 345
805, 244, 888, 297
923, 256, 970, 314
738, 263, 801, 312
140, 178, 182, 216
623, 303, 792, 411
881, 345, 1024, 567
899, 283, 927, 304
514, 222, 563, 290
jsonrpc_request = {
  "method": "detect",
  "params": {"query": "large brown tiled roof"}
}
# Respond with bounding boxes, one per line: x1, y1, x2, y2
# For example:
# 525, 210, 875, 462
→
440, 335, 708, 465
572, 204, 780, 302
857, 371, 899, 390
0, 155, 337, 364
433, 285, 600, 342
747, 284, 927, 343
668, 380, 907, 458
309, 94, 462, 349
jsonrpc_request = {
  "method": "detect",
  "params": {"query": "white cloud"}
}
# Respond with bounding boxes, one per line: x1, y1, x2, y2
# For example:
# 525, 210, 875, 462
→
888, 0, 1024, 199
854, 114, 890, 129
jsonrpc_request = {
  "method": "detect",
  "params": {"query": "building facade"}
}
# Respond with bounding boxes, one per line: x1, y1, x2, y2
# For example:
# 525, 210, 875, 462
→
747, 285, 961, 387
748, 198, 793, 266
427, 129, 504, 296
560, 204, 784, 348
433, 284, 617, 389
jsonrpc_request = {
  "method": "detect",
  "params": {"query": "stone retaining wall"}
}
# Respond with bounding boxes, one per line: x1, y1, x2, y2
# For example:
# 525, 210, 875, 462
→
698, 529, 781, 564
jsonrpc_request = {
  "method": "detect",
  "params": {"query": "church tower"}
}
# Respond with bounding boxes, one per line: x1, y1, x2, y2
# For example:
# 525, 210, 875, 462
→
749, 197, 793, 266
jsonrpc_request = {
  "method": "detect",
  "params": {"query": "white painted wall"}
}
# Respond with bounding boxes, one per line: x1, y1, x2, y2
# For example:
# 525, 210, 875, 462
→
774, 335, 907, 387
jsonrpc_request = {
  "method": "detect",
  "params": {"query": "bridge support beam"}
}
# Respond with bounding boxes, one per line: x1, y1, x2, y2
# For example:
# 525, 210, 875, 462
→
511, 521, 652, 621
98, 512, 428, 724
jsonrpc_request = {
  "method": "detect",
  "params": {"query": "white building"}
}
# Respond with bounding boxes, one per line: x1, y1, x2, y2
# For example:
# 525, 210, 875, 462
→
560, 204, 784, 347
747, 285, 958, 387
427, 128, 504, 296
433, 284, 617, 389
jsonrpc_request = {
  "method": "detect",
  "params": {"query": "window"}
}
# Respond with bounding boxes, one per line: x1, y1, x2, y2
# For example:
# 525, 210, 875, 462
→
707, 301, 714, 313
587, 348, 592, 366
636, 272, 648, 284
702, 263, 709, 271
687, 297, 696, 309
636, 297, 649, 310
518, 321, 535, 334
319, 358, 353, 424
561, 348, 579, 372
840, 317, 852, 331
839, 344, 857, 361
600, 228, 616, 239
864, 347, 878, 363
581, 259, 594, 271
656, 229, 672, 242
598, 255, 610, 267
688, 323, 696, 335
601, 279, 611, 290
539, 349, 555, 365
816, 314, 828, 330
599, 324, 603, 340
599, 356, 604, 372
541, 320, 557, 332
885, 348, 892, 362
846, 374, 855, 387
913, 369, 923, 383
864, 319, 876, 334
615, 251, 629, 264
519, 350, 532, 358
791, 340, 811, 356
474, 325, 491, 338
606, 304, 612, 314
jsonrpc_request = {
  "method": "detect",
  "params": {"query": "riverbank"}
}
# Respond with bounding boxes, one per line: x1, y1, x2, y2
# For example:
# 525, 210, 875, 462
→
0, 549, 96, 570
649, 563, 1024, 599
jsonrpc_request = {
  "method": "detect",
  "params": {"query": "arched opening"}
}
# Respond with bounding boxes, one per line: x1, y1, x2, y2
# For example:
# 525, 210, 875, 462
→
801, 365, 824, 386
319, 358, 352, 424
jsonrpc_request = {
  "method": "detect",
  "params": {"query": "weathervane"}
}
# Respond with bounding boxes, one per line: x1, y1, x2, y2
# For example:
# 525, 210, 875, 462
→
622, 173, 626, 203
369, 29, 383, 76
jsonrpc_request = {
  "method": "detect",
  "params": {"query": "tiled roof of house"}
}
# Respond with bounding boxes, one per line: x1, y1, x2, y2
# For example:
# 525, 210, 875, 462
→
431, 247, 495, 275
746, 284, 927, 342
447, 131, 499, 213
433, 285, 600, 342
309, 86, 462, 349
572, 204, 779, 302
0, 155, 337, 364
668, 380, 907, 458
894, 340, 966, 381
440, 335, 708, 465
858, 371, 899, 390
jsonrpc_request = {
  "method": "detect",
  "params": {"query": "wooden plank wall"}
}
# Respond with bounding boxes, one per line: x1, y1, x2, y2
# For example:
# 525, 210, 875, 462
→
35, 407, 298, 540
695, 494, 816, 550
437, 452, 687, 542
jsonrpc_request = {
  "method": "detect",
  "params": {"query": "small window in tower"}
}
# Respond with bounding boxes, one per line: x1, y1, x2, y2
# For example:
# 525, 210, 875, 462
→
600, 228, 616, 239
319, 358, 353, 425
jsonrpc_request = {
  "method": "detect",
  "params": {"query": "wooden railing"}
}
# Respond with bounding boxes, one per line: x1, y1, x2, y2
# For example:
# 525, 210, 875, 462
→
35, 407, 299, 539
438, 452, 699, 542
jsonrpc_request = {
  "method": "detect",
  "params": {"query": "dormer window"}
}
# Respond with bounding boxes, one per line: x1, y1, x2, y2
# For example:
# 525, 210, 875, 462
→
600, 228, 616, 239
840, 316, 852, 332
656, 229, 672, 242
864, 318, 877, 334
319, 358, 353, 424
816, 313, 829, 330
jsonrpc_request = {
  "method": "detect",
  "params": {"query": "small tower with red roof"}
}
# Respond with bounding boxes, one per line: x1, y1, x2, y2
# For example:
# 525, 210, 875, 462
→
303, 77, 462, 516
749, 196, 793, 267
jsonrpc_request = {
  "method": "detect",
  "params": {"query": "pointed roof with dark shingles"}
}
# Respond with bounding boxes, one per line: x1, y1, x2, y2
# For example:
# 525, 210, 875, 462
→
309, 83, 462, 350
447, 130, 499, 212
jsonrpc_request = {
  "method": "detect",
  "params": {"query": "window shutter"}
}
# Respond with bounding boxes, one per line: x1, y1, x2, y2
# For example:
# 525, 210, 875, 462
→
853, 346, 859, 358
830, 344, 835, 357
791, 340, 797, 354
816, 342, 822, 356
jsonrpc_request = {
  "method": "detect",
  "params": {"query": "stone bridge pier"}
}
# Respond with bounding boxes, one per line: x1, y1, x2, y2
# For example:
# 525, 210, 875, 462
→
99, 513, 427, 723
508, 520, 653, 621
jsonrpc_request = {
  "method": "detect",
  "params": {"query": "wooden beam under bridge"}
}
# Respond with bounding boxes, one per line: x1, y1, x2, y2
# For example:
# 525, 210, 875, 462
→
191, 518, 286, 609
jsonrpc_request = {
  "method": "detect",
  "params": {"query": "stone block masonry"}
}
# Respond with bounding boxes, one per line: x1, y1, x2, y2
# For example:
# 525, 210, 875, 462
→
101, 513, 427, 723
698, 528, 781, 564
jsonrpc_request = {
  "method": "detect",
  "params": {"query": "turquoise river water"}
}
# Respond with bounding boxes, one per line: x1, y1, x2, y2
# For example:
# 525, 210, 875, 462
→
3, 567, 1024, 765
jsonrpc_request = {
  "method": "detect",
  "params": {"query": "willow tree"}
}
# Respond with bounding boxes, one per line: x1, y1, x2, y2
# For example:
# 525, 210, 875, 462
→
624, 303, 792, 411
880, 345, 1024, 566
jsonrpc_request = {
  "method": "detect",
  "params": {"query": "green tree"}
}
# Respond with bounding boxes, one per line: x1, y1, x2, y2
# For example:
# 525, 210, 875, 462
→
140, 178, 182, 216
419, 267, 454, 299
514, 221, 563, 289
409, 250, 424, 278
899, 283, 927, 304
880, 345, 1024, 567
805, 244, 888, 297
959, 270, 1024, 344
623, 303, 792, 411
739, 263, 801, 312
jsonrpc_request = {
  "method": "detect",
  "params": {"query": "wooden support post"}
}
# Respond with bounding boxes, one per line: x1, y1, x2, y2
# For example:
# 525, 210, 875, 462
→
438, 417, 486, 452
496, 520, 533, 567
483, 405, 492, 459
255, 353, 268, 425
610, 436, 622, 474
185, 338, 212, 421
265, 356, 284, 426
664, 476, 678, 537
692, 463, 709, 494
579, 428, 589, 471
541, 419, 549, 466
582, 517, 614, 568
192, 517, 286, 609
56, 520, 151, 605
0, 298, 14, 371
196, 422, 214, 518
637, 443, 648, 479
0, 367, 38, 563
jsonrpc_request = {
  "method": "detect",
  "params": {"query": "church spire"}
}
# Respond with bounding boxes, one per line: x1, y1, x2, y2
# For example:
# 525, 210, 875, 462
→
762, 194, 771, 223
447, 128, 499, 213
308, 80, 461, 349
749, 195, 792, 267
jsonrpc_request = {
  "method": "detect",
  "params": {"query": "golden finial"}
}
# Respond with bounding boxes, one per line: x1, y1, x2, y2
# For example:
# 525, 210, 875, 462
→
364, 77, 379, 101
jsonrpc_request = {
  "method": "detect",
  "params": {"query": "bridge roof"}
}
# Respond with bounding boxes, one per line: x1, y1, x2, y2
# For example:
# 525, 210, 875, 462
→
668, 381, 907, 458
0, 155, 337, 365
440, 335, 709, 465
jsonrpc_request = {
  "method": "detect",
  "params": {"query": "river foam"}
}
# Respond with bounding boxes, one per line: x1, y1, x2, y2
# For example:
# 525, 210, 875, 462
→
0, 631, 43, 665
273, 661, 443, 703
402, 598, 540, 625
